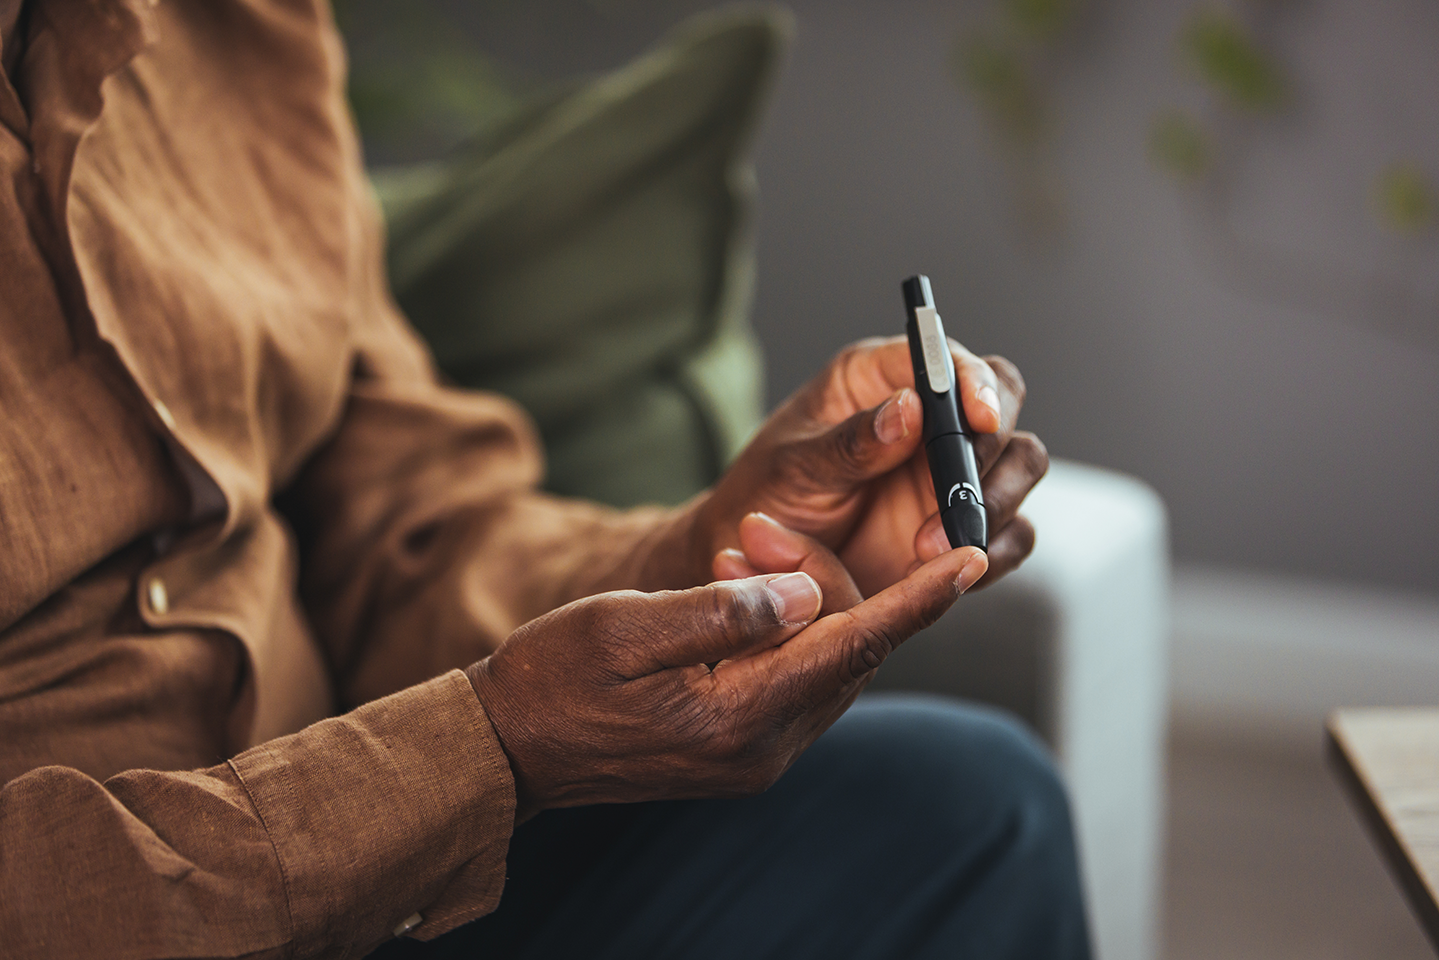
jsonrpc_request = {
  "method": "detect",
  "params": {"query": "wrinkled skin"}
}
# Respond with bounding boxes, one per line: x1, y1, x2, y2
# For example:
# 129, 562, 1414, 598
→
469, 338, 1050, 820
699, 336, 1047, 596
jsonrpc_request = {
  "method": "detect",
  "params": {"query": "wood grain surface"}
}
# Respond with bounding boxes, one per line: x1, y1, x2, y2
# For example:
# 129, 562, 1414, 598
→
1328, 708, 1439, 956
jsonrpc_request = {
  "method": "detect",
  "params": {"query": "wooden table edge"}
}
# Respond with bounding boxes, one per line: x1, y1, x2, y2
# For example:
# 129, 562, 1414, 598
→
1326, 710, 1439, 957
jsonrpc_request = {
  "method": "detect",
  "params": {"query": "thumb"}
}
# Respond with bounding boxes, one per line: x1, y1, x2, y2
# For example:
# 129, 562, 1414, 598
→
795, 387, 923, 486
735, 513, 864, 615
629, 573, 823, 674
753, 546, 988, 705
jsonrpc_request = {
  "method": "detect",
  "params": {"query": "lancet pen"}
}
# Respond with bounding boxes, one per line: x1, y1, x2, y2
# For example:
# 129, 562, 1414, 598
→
902, 275, 988, 551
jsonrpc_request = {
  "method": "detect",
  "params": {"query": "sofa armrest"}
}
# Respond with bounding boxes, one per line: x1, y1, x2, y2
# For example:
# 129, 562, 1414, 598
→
869, 458, 1170, 960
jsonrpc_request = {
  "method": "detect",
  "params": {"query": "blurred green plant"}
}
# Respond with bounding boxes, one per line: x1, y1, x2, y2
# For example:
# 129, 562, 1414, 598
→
1181, 8, 1286, 112
1374, 162, 1436, 234
1148, 109, 1211, 180
955, 33, 1045, 147
953, 0, 1080, 149
332, 0, 524, 162
1004, 0, 1079, 42
1141, 3, 1439, 346
951, 0, 1084, 238
1149, 5, 1288, 186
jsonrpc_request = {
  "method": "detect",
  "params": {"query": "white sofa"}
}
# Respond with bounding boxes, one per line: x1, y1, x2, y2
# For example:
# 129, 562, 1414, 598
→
869, 459, 1171, 960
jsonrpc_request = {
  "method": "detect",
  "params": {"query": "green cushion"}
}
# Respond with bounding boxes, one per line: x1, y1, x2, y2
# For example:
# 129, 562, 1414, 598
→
372, 9, 788, 507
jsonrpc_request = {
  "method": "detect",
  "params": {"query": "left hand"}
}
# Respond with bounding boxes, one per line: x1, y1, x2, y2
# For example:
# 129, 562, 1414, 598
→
694, 336, 1048, 597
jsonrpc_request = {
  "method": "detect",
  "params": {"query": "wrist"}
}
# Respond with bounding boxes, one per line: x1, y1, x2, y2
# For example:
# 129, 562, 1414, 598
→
464, 659, 542, 823
629, 490, 722, 592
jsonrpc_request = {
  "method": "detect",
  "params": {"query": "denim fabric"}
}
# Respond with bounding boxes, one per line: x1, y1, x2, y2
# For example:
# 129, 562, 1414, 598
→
373, 693, 1092, 960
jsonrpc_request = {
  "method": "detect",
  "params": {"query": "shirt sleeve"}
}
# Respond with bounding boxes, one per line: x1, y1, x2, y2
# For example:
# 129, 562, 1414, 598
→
0, 670, 514, 959
279, 86, 702, 709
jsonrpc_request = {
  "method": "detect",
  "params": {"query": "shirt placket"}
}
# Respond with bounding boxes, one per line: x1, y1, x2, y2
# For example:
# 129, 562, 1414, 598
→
18, 0, 230, 626
0, 4, 27, 140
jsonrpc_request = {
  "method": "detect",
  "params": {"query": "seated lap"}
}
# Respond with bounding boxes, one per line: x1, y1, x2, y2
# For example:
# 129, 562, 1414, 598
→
373, 694, 1090, 960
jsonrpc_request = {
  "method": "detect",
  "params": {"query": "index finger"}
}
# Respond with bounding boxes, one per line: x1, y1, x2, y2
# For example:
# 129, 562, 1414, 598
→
951, 340, 1003, 435
968, 354, 1025, 474
716, 545, 988, 713
831, 337, 1005, 436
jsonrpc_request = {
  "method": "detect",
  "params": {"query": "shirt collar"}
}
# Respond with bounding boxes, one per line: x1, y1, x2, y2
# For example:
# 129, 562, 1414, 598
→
19, 0, 159, 227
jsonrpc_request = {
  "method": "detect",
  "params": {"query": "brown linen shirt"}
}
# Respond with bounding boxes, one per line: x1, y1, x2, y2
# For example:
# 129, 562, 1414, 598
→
0, 1, 684, 956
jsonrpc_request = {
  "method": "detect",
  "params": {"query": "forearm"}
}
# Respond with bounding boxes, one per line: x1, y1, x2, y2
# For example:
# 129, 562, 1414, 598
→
535, 490, 715, 602
286, 372, 729, 706
319, 490, 711, 708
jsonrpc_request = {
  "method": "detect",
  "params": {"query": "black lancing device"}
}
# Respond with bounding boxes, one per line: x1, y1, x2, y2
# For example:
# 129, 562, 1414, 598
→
902, 275, 988, 551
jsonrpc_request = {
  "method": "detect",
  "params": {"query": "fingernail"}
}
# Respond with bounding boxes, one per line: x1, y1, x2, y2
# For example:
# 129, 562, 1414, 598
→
874, 389, 911, 444
976, 386, 1002, 421
956, 552, 989, 594
765, 572, 822, 625
750, 512, 801, 541
718, 547, 748, 564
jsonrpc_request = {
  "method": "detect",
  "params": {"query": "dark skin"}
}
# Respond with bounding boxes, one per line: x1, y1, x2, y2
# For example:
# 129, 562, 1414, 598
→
469, 337, 1048, 820
0, 1, 25, 80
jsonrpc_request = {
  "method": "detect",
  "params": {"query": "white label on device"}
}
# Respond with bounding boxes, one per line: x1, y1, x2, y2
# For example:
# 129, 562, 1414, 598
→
914, 307, 953, 394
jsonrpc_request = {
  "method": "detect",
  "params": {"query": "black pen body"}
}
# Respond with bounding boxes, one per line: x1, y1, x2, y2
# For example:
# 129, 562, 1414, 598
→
902, 275, 988, 551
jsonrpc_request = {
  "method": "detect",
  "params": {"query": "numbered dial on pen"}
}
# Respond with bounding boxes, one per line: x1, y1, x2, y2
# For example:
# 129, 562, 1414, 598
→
948, 482, 983, 508
903, 273, 989, 551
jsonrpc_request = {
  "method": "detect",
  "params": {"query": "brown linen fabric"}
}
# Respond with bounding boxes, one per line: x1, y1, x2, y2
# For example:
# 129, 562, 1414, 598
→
0, 0, 685, 956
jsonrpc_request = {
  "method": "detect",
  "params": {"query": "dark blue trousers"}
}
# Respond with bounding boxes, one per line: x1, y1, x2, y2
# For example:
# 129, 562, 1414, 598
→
373, 694, 1092, 960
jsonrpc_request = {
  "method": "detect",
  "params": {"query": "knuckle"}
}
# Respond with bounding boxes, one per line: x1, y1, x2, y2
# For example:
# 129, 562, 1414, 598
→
986, 516, 1037, 583
1010, 432, 1050, 479
701, 585, 747, 650
983, 434, 1049, 522
1008, 515, 1038, 559
736, 741, 791, 795
702, 583, 773, 648
984, 355, 1027, 406
592, 590, 644, 629
566, 594, 613, 640
947, 336, 982, 365
826, 343, 870, 387
601, 596, 659, 659
714, 727, 760, 771
706, 727, 784, 797
773, 438, 826, 495
983, 482, 1012, 521
832, 418, 872, 476
842, 613, 899, 681
971, 435, 1000, 474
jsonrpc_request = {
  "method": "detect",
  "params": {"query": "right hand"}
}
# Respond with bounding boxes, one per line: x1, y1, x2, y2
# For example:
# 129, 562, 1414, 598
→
466, 537, 988, 820
693, 338, 1044, 598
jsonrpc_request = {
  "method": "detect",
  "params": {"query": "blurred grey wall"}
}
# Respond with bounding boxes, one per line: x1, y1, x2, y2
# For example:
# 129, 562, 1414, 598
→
432, 0, 1439, 596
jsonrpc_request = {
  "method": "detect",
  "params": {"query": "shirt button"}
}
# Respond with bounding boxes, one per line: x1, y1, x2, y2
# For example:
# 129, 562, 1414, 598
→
146, 577, 170, 616
393, 913, 423, 937
152, 399, 177, 432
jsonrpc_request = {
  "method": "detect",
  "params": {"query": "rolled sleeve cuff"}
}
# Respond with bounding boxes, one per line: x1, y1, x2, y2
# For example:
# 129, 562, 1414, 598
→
230, 670, 516, 955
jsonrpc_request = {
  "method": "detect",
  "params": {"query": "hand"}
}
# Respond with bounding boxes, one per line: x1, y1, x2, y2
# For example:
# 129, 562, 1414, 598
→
697, 337, 1047, 596
467, 543, 988, 819
713, 511, 863, 617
